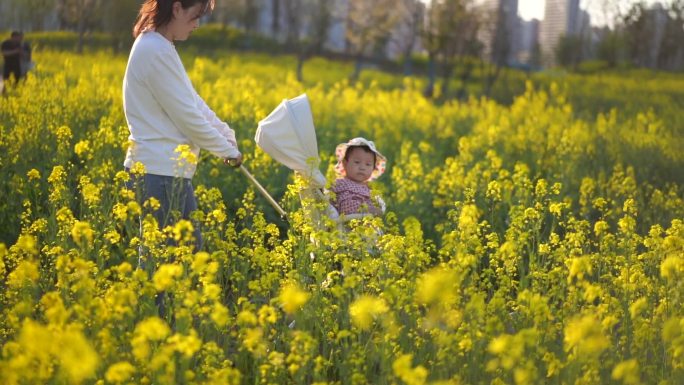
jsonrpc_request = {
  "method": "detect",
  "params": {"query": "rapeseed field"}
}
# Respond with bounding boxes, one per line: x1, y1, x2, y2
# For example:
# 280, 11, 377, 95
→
0, 49, 682, 384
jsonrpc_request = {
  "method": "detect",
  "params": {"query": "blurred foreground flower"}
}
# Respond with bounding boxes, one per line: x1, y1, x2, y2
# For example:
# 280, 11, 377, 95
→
278, 283, 310, 314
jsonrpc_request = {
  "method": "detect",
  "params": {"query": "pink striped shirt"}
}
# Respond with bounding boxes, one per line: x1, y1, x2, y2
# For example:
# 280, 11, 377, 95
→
331, 178, 380, 215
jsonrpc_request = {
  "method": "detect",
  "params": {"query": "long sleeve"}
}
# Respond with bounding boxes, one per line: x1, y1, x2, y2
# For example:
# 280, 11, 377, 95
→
195, 92, 239, 150
124, 32, 243, 178
145, 49, 240, 160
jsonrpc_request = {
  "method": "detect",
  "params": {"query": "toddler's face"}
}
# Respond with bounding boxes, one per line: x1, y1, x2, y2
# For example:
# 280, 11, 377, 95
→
343, 147, 375, 183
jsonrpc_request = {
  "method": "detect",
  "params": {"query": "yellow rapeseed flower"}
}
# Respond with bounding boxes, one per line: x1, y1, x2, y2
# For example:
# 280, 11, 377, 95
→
168, 330, 202, 358
7, 260, 39, 288
392, 354, 428, 385
14, 320, 55, 381
258, 305, 279, 325
55, 125, 72, 142
278, 283, 310, 314
71, 220, 94, 246
29, 218, 48, 234
137, 317, 172, 341
0, 244, 5, 277
566, 256, 593, 283
112, 203, 128, 221
662, 317, 683, 342
486, 180, 502, 201
59, 328, 100, 383
415, 267, 458, 306
104, 230, 121, 245
80, 181, 101, 206
174, 144, 198, 166
153, 264, 183, 292
212, 208, 227, 223
458, 204, 479, 236
594, 220, 610, 236
74, 139, 91, 159
127, 201, 142, 216
14, 234, 38, 255
611, 359, 641, 385
237, 310, 258, 327
564, 315, 609, 357
172, 220, 195, 243
132, 317, 171, 361
130, 161, 146, 176
41, 292, 69, 326
211, 303, 230, 327
105, 361, 136, 384
243, 327, 267, 357
27, 168, 41, 180
204, 283, 221, 300
660, 256, 682, 280
629, 297, 648, 319
143, 197, 160, 211
114, 170, 130, 184
349, 295, 388, 330
47, 165, 66, 203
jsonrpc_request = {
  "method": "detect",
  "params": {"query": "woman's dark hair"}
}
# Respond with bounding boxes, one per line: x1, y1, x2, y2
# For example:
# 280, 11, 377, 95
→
133, 0, 214, 38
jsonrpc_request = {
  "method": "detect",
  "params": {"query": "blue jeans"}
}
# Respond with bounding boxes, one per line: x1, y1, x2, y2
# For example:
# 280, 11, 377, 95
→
125, 171, 203, 256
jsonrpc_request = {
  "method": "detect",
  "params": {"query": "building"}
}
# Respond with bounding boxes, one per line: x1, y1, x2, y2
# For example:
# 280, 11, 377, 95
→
252, 0, 349, 52
645, 2, 668, 68
478, 0, 520, 65
517, 18, 540, 65
253, 0, 424, 60
540, 0, 583, 65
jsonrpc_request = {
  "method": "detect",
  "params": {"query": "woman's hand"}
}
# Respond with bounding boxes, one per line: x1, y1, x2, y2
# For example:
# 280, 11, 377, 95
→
224, 153, 243, 167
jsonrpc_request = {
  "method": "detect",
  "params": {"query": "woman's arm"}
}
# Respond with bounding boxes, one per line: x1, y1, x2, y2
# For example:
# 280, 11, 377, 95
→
146, 49, 240, 159
195, 92, 238, 148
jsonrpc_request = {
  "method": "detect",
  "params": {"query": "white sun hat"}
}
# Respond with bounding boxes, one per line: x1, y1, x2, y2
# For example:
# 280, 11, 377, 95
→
334, 137, 387, 181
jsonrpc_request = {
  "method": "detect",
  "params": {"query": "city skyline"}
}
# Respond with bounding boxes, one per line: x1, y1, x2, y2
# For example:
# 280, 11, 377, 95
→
519, 0, 661, 25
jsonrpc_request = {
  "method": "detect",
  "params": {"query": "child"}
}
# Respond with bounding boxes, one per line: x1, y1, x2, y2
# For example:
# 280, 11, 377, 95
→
331, 137, 387, 216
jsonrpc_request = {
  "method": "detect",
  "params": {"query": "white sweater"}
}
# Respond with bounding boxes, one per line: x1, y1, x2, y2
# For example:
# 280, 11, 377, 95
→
123, 31, 240, 178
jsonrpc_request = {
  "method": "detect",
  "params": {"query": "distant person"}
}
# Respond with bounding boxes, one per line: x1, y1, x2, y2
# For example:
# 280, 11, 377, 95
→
2, 31, 25, 86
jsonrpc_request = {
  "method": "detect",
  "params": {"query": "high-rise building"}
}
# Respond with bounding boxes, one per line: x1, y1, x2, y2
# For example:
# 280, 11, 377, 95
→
645, 3, 668, 68
517, 18, 540, 65
540, 0, 582, 65
479, 0, 520, 65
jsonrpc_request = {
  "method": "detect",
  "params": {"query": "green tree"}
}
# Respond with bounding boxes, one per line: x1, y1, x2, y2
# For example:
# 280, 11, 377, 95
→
101, 0, 140, 53
555, 34, 583, 69
57, 0, 104, 53
596, 29, 626, 68
346, 0, 402, 82
421, 0, 480, 98
391, 0, 424, 76
7, 0, 55, 31
479, 0, 516, 97
213, 0, 263, 33
622, 2, 652, 67
283, 0, 337, 82
657, 0, 684, 70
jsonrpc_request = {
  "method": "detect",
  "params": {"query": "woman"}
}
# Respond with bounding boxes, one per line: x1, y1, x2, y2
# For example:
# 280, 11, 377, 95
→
123, 0, 241, 253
